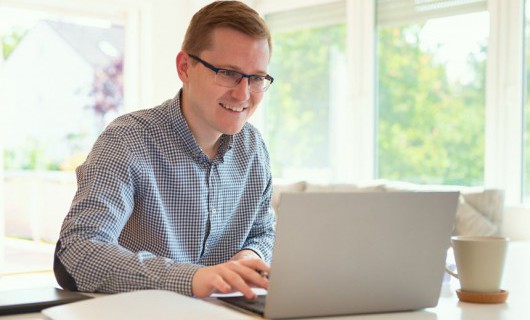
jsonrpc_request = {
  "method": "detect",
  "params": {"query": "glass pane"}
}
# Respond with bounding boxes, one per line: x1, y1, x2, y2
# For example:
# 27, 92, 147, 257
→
263, 24, 346, 182
377, 12, 488, 185
0, 7, 124, 273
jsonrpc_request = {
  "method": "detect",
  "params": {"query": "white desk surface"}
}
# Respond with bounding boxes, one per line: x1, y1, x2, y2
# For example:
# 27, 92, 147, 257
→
2, 241, 529, 320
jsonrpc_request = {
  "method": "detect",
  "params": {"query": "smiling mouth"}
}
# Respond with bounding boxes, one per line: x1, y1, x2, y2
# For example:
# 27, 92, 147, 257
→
219, 103, 246, 112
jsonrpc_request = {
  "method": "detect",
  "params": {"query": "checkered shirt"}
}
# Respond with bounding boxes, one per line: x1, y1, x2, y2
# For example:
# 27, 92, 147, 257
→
56, 91, 276, 296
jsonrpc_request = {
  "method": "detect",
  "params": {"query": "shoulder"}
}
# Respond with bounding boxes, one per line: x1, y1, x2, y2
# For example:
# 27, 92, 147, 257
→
89, 102, 175, 159
236, 122, 266, 148
97, 101, 178, 150
105, 105, 167, 136
232, 123, 270, 163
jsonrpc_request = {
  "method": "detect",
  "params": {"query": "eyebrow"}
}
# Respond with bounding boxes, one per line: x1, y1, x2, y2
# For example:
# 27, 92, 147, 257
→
218, 63, 268, 77
190, 53, 269, 77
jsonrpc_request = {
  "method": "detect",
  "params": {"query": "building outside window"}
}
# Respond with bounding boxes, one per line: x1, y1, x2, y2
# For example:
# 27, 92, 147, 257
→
0, 6, 125, 273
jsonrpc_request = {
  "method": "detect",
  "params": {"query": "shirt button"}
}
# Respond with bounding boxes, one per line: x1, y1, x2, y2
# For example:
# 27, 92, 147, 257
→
212, 209, 217, 214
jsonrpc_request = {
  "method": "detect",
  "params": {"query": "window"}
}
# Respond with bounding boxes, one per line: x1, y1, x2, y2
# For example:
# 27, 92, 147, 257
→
0, 4, 125, 273
376, 1, 489, 186
257, 0, 528, 204
263, 2, 347, 182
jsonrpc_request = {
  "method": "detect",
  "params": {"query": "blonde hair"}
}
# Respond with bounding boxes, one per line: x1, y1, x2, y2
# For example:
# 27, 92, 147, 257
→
182, 1, 271, 57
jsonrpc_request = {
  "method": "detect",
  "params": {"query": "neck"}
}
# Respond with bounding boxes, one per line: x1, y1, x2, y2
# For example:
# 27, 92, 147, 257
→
186, 118, 223, 160
180, 92, 223, 160
202, 137, 222, 160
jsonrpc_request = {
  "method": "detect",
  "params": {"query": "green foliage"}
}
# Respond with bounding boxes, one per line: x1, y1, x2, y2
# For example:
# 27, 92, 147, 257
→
268, 21, 485, 185
1, 27, 26, 59
377, 25, 485, 186
3, 138, 61, 171
3, 20, 485, 185
266, 24, 346, 177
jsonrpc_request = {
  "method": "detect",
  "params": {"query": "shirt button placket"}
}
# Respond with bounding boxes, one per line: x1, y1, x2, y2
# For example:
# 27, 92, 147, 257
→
208, 163, 218, 219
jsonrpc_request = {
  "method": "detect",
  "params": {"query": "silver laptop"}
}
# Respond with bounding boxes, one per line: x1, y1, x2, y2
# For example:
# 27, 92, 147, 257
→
220, 191, 458, 319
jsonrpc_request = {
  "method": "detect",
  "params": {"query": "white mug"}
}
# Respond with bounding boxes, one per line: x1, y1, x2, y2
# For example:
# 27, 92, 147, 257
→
446, 236, 509, 293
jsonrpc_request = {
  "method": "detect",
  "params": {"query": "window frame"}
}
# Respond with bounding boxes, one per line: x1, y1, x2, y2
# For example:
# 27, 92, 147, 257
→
484, 0, 525, 205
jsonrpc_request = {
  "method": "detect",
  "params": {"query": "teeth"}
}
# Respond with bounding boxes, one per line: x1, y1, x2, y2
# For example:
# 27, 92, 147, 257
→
220, 103, 245, 112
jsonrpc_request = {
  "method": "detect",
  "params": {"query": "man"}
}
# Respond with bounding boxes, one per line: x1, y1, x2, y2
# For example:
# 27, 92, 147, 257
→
54, 1, 275, 300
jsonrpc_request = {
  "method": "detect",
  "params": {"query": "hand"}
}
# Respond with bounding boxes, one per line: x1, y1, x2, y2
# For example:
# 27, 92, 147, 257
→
191, 258, 270, 299
230, 249, 261, 261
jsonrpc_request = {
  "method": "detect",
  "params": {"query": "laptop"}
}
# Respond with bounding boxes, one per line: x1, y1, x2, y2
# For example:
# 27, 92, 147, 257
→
0, 287, 91, 315
219, 191, 458, 319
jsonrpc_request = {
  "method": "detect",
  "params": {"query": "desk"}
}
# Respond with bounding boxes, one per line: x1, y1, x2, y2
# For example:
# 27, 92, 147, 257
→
2, 241, 529, 320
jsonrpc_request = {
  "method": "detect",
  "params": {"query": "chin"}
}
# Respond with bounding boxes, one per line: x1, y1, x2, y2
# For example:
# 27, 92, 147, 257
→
220, 123, 247, 136
223, 127, 244, 136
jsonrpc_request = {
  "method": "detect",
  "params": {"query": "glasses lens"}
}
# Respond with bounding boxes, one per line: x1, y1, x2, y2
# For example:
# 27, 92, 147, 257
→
215, 70, 272, 92
216, 70, 241, 87
249, 76, 268, 92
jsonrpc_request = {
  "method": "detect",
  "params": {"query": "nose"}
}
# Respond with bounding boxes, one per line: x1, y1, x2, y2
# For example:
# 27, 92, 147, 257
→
231, 77, 251, 101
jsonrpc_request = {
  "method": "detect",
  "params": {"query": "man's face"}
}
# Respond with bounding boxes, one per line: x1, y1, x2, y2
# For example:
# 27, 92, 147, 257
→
182, 27, 270, 140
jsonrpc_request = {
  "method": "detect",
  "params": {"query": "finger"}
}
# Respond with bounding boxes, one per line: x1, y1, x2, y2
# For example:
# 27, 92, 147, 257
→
192, 267, 232, 298
224, 261, 269, 291
211, 274, 232, 294
239, 258, 271, 274
220, 264, 257, 300
238, 259, 271, 285
242, 268, 270, 289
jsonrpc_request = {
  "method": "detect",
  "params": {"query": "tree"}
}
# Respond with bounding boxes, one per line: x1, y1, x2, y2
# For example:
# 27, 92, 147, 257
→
86, 57, 124, 130
266, 24, 346, 178
377, 24, 485, 186
266, 20, 485, 185
1, 27, 26, 59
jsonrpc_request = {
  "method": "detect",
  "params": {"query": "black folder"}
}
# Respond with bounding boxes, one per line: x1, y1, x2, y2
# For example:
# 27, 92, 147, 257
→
0, 287, 91, 315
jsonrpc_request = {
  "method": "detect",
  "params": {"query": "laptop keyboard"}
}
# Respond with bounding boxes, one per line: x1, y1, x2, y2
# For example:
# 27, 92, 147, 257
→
218, 295, 266, 316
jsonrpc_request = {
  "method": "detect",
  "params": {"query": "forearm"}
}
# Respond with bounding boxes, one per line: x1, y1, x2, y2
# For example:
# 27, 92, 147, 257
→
57, 239, 202, 295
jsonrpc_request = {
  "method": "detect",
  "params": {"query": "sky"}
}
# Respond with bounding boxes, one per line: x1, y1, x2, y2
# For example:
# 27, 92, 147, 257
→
420, 11, 490, 84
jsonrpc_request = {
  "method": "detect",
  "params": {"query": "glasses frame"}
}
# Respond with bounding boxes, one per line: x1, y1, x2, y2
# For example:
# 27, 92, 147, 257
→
188, 54, 274, 92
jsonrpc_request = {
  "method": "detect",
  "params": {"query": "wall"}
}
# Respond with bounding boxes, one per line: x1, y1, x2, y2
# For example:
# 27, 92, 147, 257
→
141, 0, 190, 107
502, 206, 530, 240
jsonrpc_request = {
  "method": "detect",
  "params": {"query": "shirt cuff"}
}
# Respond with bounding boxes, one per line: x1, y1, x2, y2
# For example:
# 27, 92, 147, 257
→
164, 263, 204, 297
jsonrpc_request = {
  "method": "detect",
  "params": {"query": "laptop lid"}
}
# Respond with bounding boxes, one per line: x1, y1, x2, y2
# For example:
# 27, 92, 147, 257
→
264, 191, 458, 319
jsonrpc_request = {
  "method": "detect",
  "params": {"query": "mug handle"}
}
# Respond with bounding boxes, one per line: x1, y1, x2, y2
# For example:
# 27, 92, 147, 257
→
445, 265, 458, 279
446, 244, 458, 279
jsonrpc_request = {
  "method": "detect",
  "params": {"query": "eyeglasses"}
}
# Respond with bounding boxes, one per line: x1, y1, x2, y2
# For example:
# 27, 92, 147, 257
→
188, 54, 274, 93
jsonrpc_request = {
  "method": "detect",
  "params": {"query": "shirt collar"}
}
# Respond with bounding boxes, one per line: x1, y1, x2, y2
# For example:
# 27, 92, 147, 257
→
169, 89, 234, 164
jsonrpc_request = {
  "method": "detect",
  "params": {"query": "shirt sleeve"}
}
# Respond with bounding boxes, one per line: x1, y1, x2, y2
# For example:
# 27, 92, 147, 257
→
56, 128, 202, 296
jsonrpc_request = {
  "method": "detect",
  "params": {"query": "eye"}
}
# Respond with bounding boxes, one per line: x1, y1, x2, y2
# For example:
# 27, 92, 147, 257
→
250, 75, 265, 84
218, 69, 241, 81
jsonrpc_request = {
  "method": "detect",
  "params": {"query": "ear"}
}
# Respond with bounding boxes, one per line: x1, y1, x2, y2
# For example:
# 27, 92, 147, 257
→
176, 51, 190, 83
